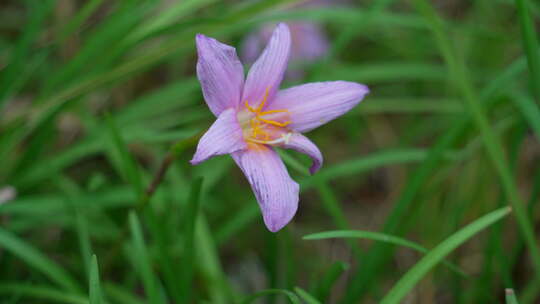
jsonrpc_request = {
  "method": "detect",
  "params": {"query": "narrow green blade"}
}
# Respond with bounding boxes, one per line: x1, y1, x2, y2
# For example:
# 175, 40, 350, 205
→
240, 289, 300, 304
89, 255, 103, 304
304, 230, 466, 277
380, 207, 511, 304
514, 0, 540, 101
128, 212, 166, 304
0, 283, 87, 304
294, 287, 321, 304
105, 114, 144, 199
178, 177, 203, 303
0, 228, 79, 292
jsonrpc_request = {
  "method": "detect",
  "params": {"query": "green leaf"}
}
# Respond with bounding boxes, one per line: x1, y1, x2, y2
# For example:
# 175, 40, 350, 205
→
311, 261, 348, 302
380, 207, 511, 304
240, 289, 300, 304
279, 150, 310, 177
315, 62, 448, 83
57, 0, 104, 43
294, 287, 321, 304
105, 114, 144, 199
315, 182, 361, 256
55, 176, 94, 277
0, 283, 87, 304
415, 0, 540, 278
214, 203, 259, 245
340, 47, 529, 303
194, 214, 232, 304
125, 0, 218, 44
512, 93, 540, 140
0, 0, 54, 107
178, 177, 203, 303
128, 212, 166, 304
103, 283, 145, 304
0, 227, 80, 292
513, 0, 540, 101
74, 205, 92, 277
356, 98, 462, 114
89, 255, 103, 304
301, 149, 430, 190
304, 230, 466, 277
256, 7, 426, 29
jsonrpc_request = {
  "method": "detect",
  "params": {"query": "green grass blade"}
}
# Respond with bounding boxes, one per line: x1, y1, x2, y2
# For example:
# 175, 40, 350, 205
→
341, 120, 465, 303
380, 207, 511, 304
512, 93, 540, 140
294, 287, 321, 304
308, 0, 396, 80
514, 0, 540, 101
279, 150, 310, 177
103, 283, 145, 304
89, 255, 103, 304
56, 177, 94, 277
105, 114, 144, 199
0, 227, 80, 292
195, 214, 232, 304
42, 4, 145, 95
0, 0, 53, 107
506, 289, 520, 304
305, 230, 433, 249
125, 0, 217, 44
302, 148, 429, 190
414, 0, 540, 275
315, 62, 448, 83
258, 7, 426, 29
23, 1, 290, 140
240, 289, 300, 304
178, 177, 203, 303
0, 283, 87, 304
128, 212, 166, 304
304, 230, 466, 277
143, 207, 183, 304
74, 205, 92, 277
57, 0, 104, 43
215, 203, 259, 245
315, 184, 352, 231
519, 276, 540, 304
357, 98, 462, 114
311, 261, 348, 302
315, 182, 361, 256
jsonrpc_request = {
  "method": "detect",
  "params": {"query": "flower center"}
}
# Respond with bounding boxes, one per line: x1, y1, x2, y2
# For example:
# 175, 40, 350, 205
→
238, 87, 292, 146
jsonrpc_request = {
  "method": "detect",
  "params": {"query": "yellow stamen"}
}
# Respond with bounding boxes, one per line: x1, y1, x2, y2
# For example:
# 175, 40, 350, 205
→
243, 86, 292, 143
257, 117, 290, 127
257, 87, 270, 111
245, 100, 257, 112
258, 109, 289, 115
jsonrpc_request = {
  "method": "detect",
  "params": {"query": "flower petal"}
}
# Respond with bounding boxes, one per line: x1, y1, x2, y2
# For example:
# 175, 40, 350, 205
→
282, 133, 323, 174
190, 108, 246, 165
269, 81, 369, 132
232, 146, 299, 232
242, 23, 291, 108
196, 34, 245, 116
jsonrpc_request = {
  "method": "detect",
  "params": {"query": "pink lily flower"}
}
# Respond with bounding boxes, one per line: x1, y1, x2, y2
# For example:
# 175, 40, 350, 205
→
190, 23, 369, 232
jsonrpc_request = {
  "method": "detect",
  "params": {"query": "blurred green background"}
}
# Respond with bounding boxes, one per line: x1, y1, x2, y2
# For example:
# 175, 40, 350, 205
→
1, 0, 540, 303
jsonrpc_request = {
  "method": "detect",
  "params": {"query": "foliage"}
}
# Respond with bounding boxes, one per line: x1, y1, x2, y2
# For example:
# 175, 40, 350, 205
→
0, 0, 539, 303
